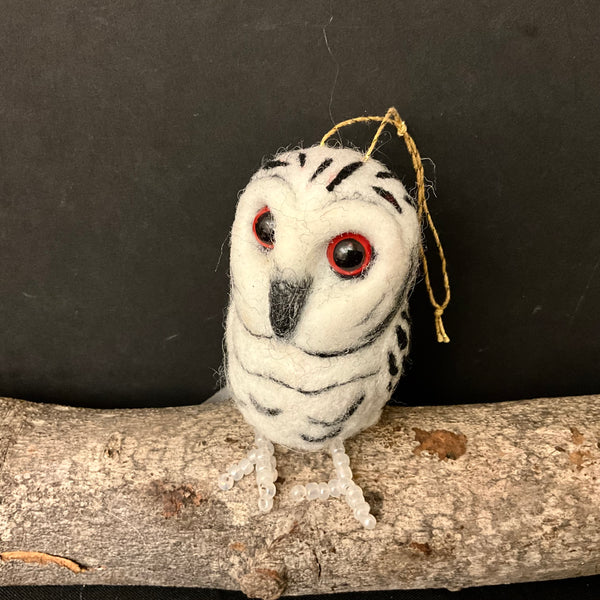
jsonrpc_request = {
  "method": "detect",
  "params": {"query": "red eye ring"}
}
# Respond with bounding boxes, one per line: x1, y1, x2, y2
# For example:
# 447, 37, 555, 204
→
327, 232, 372, 277
252, 206, 275, 249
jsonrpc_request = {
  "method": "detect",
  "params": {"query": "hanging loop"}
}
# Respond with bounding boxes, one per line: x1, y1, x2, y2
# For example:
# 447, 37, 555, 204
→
321, 107, 451, 343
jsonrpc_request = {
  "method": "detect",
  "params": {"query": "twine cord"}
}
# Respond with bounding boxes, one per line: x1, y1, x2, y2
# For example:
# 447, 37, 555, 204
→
320, 107, 451, 343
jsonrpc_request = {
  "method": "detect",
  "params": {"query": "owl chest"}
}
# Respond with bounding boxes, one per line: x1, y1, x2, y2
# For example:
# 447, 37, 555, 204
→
225, 304, 407, 450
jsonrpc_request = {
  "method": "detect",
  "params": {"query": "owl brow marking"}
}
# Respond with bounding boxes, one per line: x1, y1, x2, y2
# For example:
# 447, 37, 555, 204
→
325, 161, 363, 191
310, 158, 333, 181
307, 393, 365, 428
248, 394, 282, 417
372, 186, 402, 212
262, 159, 289, 170
298, 152, 306, 167
375, 171, 397, 179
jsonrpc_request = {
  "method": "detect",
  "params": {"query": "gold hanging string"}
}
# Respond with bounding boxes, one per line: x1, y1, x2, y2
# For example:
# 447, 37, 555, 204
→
320, 107, 451, 343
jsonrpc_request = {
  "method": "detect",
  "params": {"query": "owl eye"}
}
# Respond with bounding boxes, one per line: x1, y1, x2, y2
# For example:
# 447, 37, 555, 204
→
327, 232, 372, 277
253, 206, 275, 249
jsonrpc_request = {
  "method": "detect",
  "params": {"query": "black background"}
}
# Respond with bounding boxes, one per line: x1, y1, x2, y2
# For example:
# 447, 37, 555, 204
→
1, 0, 599, 598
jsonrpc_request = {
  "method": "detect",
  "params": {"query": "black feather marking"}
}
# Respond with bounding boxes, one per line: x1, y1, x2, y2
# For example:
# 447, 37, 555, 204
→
307, 394, 365, 427
303, 288, 407, 358
298, 152, 306, 167
300, 426, 343, 444
355, 295, 385, 327
373, 186, 402, 212
387, 381, 393, 391
235, 271, 415, 361
326, 161, 363, 191
249, 394, 282, 417
376, 171, 396, 179
262, 159, 289, 170
235, 305, 273, 340
233, 343, 379, 395
253, 369, 377, 396
396, 325, 408, 350
388, 352, 399, 376
310, 158, 333, 181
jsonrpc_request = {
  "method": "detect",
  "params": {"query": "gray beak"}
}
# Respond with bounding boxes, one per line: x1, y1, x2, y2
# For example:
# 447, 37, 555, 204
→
269, 278, 312, 339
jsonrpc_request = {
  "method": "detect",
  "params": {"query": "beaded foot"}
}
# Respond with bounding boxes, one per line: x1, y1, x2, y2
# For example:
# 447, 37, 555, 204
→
217, 431, 278, 513
290, 438, 376, 530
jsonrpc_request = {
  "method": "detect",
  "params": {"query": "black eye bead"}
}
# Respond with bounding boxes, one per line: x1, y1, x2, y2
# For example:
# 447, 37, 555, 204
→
253, 206, 275, 249
327, 233, 372, 277
334, 239, 364, 268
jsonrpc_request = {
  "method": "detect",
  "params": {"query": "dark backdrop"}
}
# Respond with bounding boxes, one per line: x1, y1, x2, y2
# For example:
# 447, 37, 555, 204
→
1, 0, 599, 598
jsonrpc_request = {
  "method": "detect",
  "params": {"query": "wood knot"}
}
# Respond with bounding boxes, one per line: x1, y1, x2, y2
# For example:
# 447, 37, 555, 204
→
409, 541, 432, 556
149, 481, 203, 518
239, 564, 287, 600
570, 426, 585, 445
412, 428, 467, 460
103, 432, 123, 460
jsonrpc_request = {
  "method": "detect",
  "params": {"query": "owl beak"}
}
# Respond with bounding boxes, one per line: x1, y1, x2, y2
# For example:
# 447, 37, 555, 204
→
269, 278, 311, 339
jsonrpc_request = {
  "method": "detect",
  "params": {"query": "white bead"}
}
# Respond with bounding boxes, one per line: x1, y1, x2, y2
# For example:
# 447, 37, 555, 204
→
255, 450, 269, 462
347, 484, 363, 502
218, 473, 234, 491
330, 438, 344, 452
259, 482, 276, 498
257, 469, 277, 483
258, 496, 273, 512
290, 484, 306, 501
360, 514, 376, 530
338, 479, 351, 495
318, 482, 330, 500
270, 456, 277, 469
255, 433, 268, 445
353, 502, 371, 518
247, 449, 257, 463
336, 465, 353, 480
228, 464, 243, 481
256, 471, 273, 486
346, 488, 364, 509
263, 440, 275, 454
306, 482, 320, 500
328, 479, 342, 498
239, 458, 253, 475
255, 461, 270, 472
333, 453, 350, 467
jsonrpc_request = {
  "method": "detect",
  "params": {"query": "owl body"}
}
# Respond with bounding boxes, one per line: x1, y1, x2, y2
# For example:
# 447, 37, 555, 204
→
226, 145, 419, 452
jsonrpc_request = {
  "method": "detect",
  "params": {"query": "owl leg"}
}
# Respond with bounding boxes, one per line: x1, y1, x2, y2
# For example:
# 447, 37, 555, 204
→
290, 438, 376, 529
217, 430, 278, 513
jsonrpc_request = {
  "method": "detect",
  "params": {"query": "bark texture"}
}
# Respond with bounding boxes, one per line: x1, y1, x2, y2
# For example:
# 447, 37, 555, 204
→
0, 395, 599, 598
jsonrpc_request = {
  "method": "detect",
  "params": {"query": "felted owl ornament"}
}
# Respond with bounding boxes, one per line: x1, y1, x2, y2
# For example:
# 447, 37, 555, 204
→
218, 108, 450, 529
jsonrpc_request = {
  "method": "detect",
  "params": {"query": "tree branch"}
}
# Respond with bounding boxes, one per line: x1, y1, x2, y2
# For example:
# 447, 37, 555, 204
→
0, 395, 599, 599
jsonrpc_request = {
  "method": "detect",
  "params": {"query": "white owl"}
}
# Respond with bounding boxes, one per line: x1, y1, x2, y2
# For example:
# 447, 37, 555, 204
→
218, 145, 420, 529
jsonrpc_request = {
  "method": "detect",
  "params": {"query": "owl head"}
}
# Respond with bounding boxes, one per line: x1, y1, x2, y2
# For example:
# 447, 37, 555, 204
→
229, 145, 420, 357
